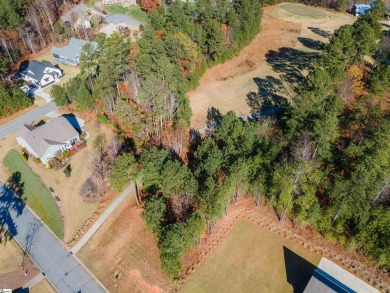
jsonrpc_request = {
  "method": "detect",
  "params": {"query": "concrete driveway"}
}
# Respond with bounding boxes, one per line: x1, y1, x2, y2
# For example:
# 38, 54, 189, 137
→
0, 183, 106, 292
105, 14, 142, 26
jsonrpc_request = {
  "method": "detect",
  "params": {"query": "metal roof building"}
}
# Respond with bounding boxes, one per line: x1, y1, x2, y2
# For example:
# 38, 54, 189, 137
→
304, 258, 380, 293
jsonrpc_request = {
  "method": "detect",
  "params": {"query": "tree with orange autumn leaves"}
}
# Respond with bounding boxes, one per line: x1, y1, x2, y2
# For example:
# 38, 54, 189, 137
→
140, 0, 160, 12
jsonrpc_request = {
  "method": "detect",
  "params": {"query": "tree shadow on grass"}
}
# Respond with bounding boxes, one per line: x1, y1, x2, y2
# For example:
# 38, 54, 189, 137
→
308, 27, 332, 39
265, 47, 318, 86
246, 76, 289, 113
298, 37, 324, 51
283, 246, 317, 293
0, 173, 26, 243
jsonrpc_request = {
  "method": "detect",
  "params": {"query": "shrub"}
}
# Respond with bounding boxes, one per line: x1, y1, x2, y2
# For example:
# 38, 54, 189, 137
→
80, 132, 87, 140
61, 150, 70, 158
63, 164, 72, 177
20, 152, 28, 161
97, 113, 110, 124
49, 157, 63, 169
33, 157, 42, 164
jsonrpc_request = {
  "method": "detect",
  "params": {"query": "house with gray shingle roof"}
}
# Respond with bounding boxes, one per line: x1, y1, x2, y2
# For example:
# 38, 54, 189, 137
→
20, 60, 62, 87
16, 116, 81, 164
51, 38, 97, 65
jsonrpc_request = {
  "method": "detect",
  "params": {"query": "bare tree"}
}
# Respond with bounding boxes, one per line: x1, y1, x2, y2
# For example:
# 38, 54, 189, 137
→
39, 0, 55, 33
1, 39, 14, 64
21, 219, 42, 269
29, 8, 46, 48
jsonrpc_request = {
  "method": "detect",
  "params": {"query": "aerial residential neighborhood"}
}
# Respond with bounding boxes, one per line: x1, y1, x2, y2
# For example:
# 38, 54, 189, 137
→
0, 0, 389, 292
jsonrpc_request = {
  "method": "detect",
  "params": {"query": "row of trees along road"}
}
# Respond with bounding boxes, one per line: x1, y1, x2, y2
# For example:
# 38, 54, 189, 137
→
50, 0, 389, 278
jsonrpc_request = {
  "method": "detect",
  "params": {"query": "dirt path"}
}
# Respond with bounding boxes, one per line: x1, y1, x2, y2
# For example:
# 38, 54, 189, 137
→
189, 4, 354, 128
181, 199, 389, 292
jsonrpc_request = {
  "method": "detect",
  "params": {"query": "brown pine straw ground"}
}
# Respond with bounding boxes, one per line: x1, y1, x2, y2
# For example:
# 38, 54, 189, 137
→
181, 198, 390, 293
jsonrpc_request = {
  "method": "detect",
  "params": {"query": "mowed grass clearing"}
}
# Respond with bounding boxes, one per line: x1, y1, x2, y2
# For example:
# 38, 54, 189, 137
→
181, 220, 321, 293
104, 5, 149, 23
3, 150, 63, 239
280, 3, 326, 18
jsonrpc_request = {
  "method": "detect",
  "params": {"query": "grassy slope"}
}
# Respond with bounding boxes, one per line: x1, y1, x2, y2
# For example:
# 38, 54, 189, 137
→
3, 150, 63, 239
181, 220, 321, 293
104, 5, 149, 23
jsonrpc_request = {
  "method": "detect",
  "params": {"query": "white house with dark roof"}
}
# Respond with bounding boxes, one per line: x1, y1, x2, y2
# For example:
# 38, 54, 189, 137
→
20, 61, 62, 87
15, 116, 81, 164
61, 4, 91, 29
51, 38, 97, 65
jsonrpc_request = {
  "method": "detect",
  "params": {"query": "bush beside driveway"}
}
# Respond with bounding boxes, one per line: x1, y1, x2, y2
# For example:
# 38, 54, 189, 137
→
3, 150, 63, 239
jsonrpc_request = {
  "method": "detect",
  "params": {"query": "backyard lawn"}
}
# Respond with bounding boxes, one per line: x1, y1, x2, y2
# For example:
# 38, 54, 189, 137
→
104, 5, 149, 23
3, 150, 63, 239
181, 220, 321, 293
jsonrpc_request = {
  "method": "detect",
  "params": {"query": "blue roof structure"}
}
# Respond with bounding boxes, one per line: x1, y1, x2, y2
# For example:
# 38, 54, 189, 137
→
51, 38, 96, 65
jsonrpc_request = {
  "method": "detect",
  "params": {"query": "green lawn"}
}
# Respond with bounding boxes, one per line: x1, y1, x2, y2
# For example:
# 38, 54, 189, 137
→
85, 0, 96, 8
181, 220, 321, 293
104, 5, 149, 23
281, 3, 326, 19
3, 150, 63, 239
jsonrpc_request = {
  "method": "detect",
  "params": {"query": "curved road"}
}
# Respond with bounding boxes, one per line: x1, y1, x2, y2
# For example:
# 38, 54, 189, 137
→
0, 183, 106, 293
0, 102, 58, 139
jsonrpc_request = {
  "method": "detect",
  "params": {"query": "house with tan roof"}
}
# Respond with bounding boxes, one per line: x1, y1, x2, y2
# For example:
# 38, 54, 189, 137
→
61, 4, 91, 29
15, 116, 81, 164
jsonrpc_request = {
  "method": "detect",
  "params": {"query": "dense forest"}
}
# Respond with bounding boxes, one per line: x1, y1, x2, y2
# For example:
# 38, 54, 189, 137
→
50, 0, 389, 277
0, 84, 32, 117
1, 0, 389, 280
132, 11, 390, 276
52, 2, 389, 278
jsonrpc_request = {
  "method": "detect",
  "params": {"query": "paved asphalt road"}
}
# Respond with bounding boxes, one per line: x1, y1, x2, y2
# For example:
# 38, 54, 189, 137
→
71, 184, 135, 254
0, 102, 58, 139
0, 183, 106, 293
